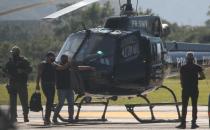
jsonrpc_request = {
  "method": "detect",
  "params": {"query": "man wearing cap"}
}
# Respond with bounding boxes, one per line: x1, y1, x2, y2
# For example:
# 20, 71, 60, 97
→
3, 46, 32, 122
176, 52, 205, 129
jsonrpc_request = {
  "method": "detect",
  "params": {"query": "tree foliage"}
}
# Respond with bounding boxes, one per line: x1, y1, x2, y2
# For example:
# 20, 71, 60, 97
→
205, 5, 210, 27
0, 2, 115, 81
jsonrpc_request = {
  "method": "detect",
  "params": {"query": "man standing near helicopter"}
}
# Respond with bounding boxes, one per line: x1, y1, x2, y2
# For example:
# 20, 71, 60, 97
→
3, 46, 32, 123
176, 52, 205, 129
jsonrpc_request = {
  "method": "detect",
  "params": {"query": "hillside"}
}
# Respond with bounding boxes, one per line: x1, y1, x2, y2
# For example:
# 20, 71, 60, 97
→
0, 20, 54, 42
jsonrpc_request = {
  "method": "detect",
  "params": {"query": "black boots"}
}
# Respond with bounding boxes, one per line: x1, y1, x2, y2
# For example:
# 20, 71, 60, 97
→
176, 122, 199, 129
24, 115, 29, 122
176, 122, 186, 129
191, 122, 199, 129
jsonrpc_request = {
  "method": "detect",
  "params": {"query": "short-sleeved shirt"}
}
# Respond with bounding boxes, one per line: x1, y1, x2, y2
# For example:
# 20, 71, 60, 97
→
180, 63, 203, 91
56, 66, 71, 90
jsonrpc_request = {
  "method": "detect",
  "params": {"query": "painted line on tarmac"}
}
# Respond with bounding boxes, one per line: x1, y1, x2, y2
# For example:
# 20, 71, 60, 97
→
58, 111, 207, 118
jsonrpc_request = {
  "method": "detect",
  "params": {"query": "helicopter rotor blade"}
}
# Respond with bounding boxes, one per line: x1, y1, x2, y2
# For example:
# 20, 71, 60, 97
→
44, 0, 100, 19
0, 0, 55, 16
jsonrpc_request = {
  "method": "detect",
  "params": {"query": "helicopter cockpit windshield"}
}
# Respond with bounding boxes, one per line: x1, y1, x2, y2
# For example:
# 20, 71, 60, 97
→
56, 32, 85, 62
74, 34, 116, 66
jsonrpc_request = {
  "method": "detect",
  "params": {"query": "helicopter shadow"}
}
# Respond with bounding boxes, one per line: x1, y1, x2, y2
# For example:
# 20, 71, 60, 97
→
28, 120, 140, 128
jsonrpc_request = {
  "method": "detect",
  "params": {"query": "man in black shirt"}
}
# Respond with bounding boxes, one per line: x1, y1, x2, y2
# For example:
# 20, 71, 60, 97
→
53, 55, 74, 123
176, 52, 205, 129
4, 46, 32, 122
36, 51, 56, 125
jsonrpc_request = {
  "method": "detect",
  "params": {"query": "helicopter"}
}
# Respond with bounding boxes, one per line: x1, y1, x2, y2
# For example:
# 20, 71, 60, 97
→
42, 0, 210, 123
42, 0, 210, 97
1, 0, 210, 123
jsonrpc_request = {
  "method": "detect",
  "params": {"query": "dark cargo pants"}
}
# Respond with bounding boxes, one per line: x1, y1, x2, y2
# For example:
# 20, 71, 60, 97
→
8, 83, 29, 122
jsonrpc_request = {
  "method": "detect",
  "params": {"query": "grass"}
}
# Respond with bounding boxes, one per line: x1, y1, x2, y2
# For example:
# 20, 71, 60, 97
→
1, 78, 210, 106
108, 79, 210, 105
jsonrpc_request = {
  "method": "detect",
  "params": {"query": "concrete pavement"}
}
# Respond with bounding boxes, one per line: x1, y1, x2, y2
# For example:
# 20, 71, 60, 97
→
0, 105, 210, 130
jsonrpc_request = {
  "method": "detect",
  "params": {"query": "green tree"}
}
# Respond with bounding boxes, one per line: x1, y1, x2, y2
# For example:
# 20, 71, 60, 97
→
205, 5, 210, 27
138, 8, 155, 16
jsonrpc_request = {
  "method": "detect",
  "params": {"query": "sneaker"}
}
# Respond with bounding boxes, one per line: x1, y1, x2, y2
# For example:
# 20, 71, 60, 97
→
52, 118, 58, 124
191, 123, 199, 129
176, 123, 186, 129
67, 118, 75, 123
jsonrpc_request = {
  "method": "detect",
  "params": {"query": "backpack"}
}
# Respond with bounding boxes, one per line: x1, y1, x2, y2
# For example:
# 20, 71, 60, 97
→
29, 92, 43, 112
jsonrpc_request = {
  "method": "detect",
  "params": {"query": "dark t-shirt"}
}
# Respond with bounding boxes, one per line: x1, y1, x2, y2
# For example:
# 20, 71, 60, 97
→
180, 63, 203, 91
40, 61, 56, 84
56, 66, 71, 90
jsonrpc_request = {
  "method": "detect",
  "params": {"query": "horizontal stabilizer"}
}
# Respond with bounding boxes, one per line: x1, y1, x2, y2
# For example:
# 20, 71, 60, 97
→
166, 42, 210, 52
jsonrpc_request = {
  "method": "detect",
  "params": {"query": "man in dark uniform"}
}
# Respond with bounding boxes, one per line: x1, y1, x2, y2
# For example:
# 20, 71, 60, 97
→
3, 46, 32, 122
176, 52, 205, 129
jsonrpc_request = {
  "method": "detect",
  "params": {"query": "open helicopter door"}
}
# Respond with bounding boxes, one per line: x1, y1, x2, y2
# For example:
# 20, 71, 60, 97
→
114, 32, 150, 86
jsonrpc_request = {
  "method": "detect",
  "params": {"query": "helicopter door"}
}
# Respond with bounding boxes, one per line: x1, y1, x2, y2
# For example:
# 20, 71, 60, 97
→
114, 34, 147, 83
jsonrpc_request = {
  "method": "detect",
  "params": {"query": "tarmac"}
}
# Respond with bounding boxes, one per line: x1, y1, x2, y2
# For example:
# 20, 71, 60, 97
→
0, 105, 210, 130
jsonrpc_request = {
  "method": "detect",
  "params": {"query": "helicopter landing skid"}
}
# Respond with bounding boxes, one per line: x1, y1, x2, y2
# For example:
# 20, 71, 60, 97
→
74, 96, 110, 122
53, 96, 110, 122
125, 85, 182, 123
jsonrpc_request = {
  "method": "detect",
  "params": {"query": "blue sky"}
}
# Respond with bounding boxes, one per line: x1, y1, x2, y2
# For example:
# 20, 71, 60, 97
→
0, 0, 209, 26
136, 0, 210, 26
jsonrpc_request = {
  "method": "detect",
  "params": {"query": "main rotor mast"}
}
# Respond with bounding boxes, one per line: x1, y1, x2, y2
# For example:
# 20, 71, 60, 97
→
120, 0, 138, 16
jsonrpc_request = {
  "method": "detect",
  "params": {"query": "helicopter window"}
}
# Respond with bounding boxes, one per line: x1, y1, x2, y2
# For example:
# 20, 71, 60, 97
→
75, 34, 115, 65
151, 43, 162, 64
151, 44, 157, 64
157, 43, 162, 61
151, 19, 161, 37
56, 33, 85, 61
128, 17, 161, 37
